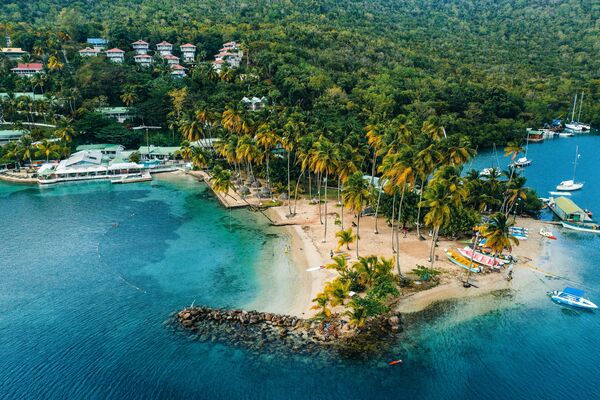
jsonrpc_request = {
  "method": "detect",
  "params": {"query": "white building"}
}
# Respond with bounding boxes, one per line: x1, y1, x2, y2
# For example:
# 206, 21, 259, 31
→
242, 96, 267, 111
105, 48, 125, 63
213, 41, 243, 71
163, 54, 180, 65
11, 63, 43, 77
156, 41, 173, 56
87, 38, 108, 51
75, 144, 125, 159
0, 47, 28, 61
131, 40, 150, 55
170, 64, 186, 78
180, 43, 196, 63
96, 107, 132, 123
134, 54, 152, 67
78, 47, 100, 57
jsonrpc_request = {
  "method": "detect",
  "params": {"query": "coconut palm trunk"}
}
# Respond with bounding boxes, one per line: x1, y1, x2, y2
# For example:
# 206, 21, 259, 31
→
416, 178, 424, 238
356, 213, 361, 259
395, 184, 406, 276
317, 171, 323, 224
430, 225, 440, 267
287, 149, 292, 214
292, 168, 306, 215
373, 184, 382, 234
323, 171, 329, 242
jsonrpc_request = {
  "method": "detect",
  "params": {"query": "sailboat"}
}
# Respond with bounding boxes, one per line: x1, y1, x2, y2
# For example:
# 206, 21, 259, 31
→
512, 130, 532, 168
480, 143, 501, 177
565, 93, 591, 132
556, 145, 584, 191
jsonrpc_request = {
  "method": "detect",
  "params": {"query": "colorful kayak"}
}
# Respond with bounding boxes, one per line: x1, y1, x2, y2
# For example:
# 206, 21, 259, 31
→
457, 247, 506, 268
445, 249, 482, 273
388, 359, 403, 365
539, 227, 557, 240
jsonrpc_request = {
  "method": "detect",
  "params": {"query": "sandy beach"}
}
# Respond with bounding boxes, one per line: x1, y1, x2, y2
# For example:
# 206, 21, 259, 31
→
265, 197, 557, 317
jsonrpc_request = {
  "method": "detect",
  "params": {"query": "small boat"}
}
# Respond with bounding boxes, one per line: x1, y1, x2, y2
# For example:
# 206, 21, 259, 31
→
388, 359, 403, 366
445, 249, 481, 273
512, 156, 531, 168
548, 191, 572, 197
548, 287, 597, 310
556, 146, 584, 191
457, 247, 506, 268
558, 132, 575, 137
565, 93, 591, 132
539, 227, 557, 240
479, 167, 496, 177
560, 221, 600, 234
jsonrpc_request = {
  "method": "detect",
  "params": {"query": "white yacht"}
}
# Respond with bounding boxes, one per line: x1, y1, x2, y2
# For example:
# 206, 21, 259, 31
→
556, 146, 584, 191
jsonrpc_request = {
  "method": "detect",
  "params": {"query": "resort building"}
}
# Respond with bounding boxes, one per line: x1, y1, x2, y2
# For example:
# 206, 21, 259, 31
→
180, 43, 196, 63
242, 96, 267, 111
0, 92, 46, 101
134, 54, 152, 67
0, 47, 28, 61
156, 41, 173, 56
163, 54, 180, 65
548, 196, 593, 223
105, 48, 125, 63
37, 150, 144, 184
170, 64, 186, 78
213, 41, 243, 72
132, 40, 150, 55
137, 145, 180, 161
11, 63, 43, 77
78, 47, 100, 57
0, 129, 27, 146
96, 107, 133, 123
87, 38, 108, 51
75, 144, 125, 159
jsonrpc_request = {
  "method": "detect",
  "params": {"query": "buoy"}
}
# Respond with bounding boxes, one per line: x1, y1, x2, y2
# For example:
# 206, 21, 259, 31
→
388, 359, 403, 366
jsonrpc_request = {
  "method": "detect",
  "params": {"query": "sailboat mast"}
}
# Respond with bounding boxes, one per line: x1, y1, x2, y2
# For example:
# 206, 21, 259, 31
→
573, 146, 579, 181
577, 92, 584, 123
571, 94, 577, 122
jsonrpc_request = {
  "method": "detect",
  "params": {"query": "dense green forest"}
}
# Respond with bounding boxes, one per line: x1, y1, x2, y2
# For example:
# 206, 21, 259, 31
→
0, 0, 598, 150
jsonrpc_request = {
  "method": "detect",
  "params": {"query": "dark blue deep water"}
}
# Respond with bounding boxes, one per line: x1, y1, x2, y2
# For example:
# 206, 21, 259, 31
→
1, 135, 600, 399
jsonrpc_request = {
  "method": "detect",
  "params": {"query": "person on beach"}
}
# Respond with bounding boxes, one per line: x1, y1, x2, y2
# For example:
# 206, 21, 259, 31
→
329, 249, 334, 259
507, 264, 514, 281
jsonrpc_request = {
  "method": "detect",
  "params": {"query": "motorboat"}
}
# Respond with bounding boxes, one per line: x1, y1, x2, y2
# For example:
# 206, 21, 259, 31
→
444, 249, 482, 273
558, 132, 575, 137
457, 247, 506, 268
560, 221, 600, 234
548, 287, 597, 310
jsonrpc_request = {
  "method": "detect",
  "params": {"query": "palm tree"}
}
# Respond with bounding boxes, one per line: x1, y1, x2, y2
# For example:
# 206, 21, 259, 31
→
482, 213, 520, 260
54, 118, 75, 143
342, 173, 371, 258
210, 166, 234, 230
336, 144, 360, 229
323, 279, 350, 307
345, 299, 368, 328
47, 54, 63, 71
353, 256, 378, 288
421, 179, 468, 266
178, 113, 202, 142
191, 146, 208, 169
120, 87, 139, 107
311, 292, 332, 319
179, 141, 193, 162
35, 139, 60, 163
255, 123, 279, 198
18, 135, 35, 166
335, 228, 355, 251
310, 137, 338, 242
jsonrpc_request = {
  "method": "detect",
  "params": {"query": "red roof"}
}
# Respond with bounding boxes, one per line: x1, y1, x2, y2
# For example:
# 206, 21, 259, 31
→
171, 64, 185, 70
134, 54, 152, 59
180, 43, 196, 48
214, 59, 224, 64
106, 48, 124, 53
157, 41, 172, 46
13, 63, 43, 70
132, 40, 149, 45
79, 47, 99, 53
223, 41, 237, 46
163, 54, 179, 60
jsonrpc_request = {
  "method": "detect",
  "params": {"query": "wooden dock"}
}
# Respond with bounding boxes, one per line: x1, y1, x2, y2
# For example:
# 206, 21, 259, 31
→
187, 170, 249, 209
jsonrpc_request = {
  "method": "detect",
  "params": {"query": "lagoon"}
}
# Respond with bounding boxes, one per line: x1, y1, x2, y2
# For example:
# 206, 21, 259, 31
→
1, 134, 600, 399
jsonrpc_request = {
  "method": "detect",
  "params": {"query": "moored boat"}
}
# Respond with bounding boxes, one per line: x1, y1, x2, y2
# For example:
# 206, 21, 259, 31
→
444, 249, 482, 273
111, 172, 152, 184
539, 227, 557, 240
548, 287, 597, 310
556, 146, 583, 191
457, 247, 506, 268
560, 221, 600, 234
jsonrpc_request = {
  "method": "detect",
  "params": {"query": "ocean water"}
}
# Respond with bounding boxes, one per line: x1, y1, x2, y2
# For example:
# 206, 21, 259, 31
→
1, 135, 600, 399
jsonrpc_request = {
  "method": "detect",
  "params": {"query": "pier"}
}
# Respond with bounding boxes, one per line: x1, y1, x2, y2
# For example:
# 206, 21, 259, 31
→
187, 170, 248, 209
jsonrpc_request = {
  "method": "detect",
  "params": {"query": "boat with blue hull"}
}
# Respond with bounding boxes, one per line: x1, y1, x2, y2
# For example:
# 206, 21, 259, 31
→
548, 287, 597, 310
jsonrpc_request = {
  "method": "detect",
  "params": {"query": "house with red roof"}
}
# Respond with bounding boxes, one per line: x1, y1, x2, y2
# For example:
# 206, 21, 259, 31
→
163, 54, 180, 65
105, 48, 125, 63
180, 43, 196, 63
132, 40, 150, 55
78, 47, 100, 57
134, 54, 152, 67
170, 64, 186, 78
156, 41, 173, 56
11, 63, 43, 77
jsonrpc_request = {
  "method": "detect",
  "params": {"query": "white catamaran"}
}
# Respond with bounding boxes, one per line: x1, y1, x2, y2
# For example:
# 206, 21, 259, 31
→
565, 93, 591, 132
556, 146, 584, 191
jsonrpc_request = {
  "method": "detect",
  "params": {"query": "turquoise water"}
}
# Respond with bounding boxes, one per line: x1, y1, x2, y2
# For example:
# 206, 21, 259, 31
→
1, 136, 600, 399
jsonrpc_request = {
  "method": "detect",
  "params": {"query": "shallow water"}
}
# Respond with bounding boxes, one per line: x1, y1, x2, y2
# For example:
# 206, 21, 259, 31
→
1, 135, 600, 399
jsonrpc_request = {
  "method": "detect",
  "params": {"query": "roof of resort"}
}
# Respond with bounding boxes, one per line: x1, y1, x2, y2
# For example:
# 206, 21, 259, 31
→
97, 107, 131, 114
87, 38, 108, 44
134, 54, 152, 59
0, 129, 28, 138
76, 144, 124, 151
554, 196, 586, 215
79, 47, 99, 53
12, 63, 43, 70
181, 43, 196, 48
163, 55, 179, 60
0, 92, 47, 101
157, 41, 172, 46
137, 145, 180, 155
0, 47, 27, 53
132, 40, 149, 45
106, 48, 125, 53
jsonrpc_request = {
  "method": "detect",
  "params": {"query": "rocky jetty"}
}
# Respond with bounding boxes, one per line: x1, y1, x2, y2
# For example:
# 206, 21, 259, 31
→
173, 306, 403, 359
